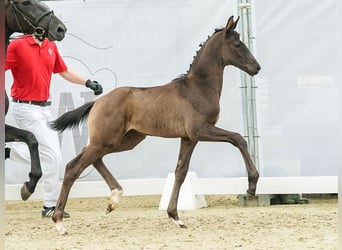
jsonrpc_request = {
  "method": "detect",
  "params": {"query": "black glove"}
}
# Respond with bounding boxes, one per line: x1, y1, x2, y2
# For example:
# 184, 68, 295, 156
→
85, 79, 103, 95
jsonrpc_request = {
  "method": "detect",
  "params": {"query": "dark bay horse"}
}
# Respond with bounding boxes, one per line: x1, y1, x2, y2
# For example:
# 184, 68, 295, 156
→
5, 0, 67, 200
50, 16, 260, 235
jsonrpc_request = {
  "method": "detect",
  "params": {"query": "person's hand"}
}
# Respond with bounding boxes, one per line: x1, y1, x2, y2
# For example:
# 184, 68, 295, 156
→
85, 79, 103, 95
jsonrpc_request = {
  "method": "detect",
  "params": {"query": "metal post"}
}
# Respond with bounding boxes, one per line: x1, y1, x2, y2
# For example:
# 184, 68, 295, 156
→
238, 0, 260, 170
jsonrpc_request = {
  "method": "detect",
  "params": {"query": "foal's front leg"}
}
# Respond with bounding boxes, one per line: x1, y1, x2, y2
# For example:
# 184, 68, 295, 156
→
197, 126, 259, 195
167, 138, 197, 228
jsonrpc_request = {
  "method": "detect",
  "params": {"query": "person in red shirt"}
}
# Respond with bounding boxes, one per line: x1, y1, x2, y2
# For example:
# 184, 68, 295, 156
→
5, 34, 103, 218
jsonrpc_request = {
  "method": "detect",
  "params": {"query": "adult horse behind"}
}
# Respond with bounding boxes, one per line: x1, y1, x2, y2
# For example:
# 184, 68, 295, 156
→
50, 16, 260, 235
5, 0, 67, 200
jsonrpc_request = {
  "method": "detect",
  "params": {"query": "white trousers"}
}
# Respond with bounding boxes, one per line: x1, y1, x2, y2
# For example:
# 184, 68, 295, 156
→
10, 102, 62, 207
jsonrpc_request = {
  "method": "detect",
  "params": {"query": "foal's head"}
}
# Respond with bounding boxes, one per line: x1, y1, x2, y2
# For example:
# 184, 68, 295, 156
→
221, 16, 260, 76
5, 0, 67, 41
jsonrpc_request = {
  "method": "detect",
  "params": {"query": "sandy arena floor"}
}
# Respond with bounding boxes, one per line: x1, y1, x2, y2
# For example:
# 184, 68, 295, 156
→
5, 195, 337, 250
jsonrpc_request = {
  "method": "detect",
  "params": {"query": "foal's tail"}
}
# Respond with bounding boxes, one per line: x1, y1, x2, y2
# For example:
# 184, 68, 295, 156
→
49, 101, 95, 132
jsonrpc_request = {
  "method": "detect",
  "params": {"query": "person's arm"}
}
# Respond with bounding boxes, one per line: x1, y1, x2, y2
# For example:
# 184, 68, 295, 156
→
59, 68, 87, 85
59, 68, 103, 95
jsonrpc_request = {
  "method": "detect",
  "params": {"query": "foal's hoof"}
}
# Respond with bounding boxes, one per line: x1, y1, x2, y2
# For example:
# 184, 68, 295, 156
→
55, 222, 68, 236
106, 204, 114, 214
170, 218, 187, 228
106, 189, 123, 214
20, 182, 32, 201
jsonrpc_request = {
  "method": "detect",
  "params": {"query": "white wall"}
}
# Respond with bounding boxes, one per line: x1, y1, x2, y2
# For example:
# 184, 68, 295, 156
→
5, 1, 339, 189
254, 0, 338, 177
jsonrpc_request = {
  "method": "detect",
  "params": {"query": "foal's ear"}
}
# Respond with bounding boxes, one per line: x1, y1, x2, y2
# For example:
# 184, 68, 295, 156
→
225, 16, 240, 33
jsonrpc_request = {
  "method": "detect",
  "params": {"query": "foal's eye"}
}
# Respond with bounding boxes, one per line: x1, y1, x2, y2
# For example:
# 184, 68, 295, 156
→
235, 42, 242, 48
23, 0, 30, 5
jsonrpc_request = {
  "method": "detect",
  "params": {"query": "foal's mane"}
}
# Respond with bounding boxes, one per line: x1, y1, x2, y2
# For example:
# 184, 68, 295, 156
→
173, 27, 224, 81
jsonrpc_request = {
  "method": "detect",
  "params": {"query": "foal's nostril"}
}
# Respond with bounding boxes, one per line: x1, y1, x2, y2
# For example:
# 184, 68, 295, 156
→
256, 64, 261, 71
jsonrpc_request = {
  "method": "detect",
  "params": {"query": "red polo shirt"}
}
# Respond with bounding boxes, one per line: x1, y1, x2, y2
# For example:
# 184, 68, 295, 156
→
5, 35, 67, 101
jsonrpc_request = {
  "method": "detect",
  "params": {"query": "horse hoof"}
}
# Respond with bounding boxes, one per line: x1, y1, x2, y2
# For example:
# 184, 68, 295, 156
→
179, 223, 187, 229
106, 189, 123, 214
56, 222, 68, 236
20, 182, 32, 201
106, 204, 114, 214
170, 218, 187, 228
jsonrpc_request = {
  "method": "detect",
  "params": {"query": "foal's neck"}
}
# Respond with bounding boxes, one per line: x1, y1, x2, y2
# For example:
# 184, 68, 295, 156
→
187, 32, 225, 96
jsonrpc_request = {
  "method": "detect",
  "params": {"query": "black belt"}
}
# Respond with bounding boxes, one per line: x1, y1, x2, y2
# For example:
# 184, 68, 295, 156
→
12, 98, 51, 107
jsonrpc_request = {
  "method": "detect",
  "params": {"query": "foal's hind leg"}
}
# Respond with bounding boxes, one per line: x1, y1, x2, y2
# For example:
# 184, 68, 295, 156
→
5, 124, 42, 200
167, 138, 197, 228
93, 131, 146, 213
92, 159, 123, 213
52, 146, 103, 235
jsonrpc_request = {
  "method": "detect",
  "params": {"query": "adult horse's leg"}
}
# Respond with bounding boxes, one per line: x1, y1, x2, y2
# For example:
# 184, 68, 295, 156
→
5, 124, 42, 200
167, 138, 197, 228
5, 91, 9, 115
197, 126, 259, 195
